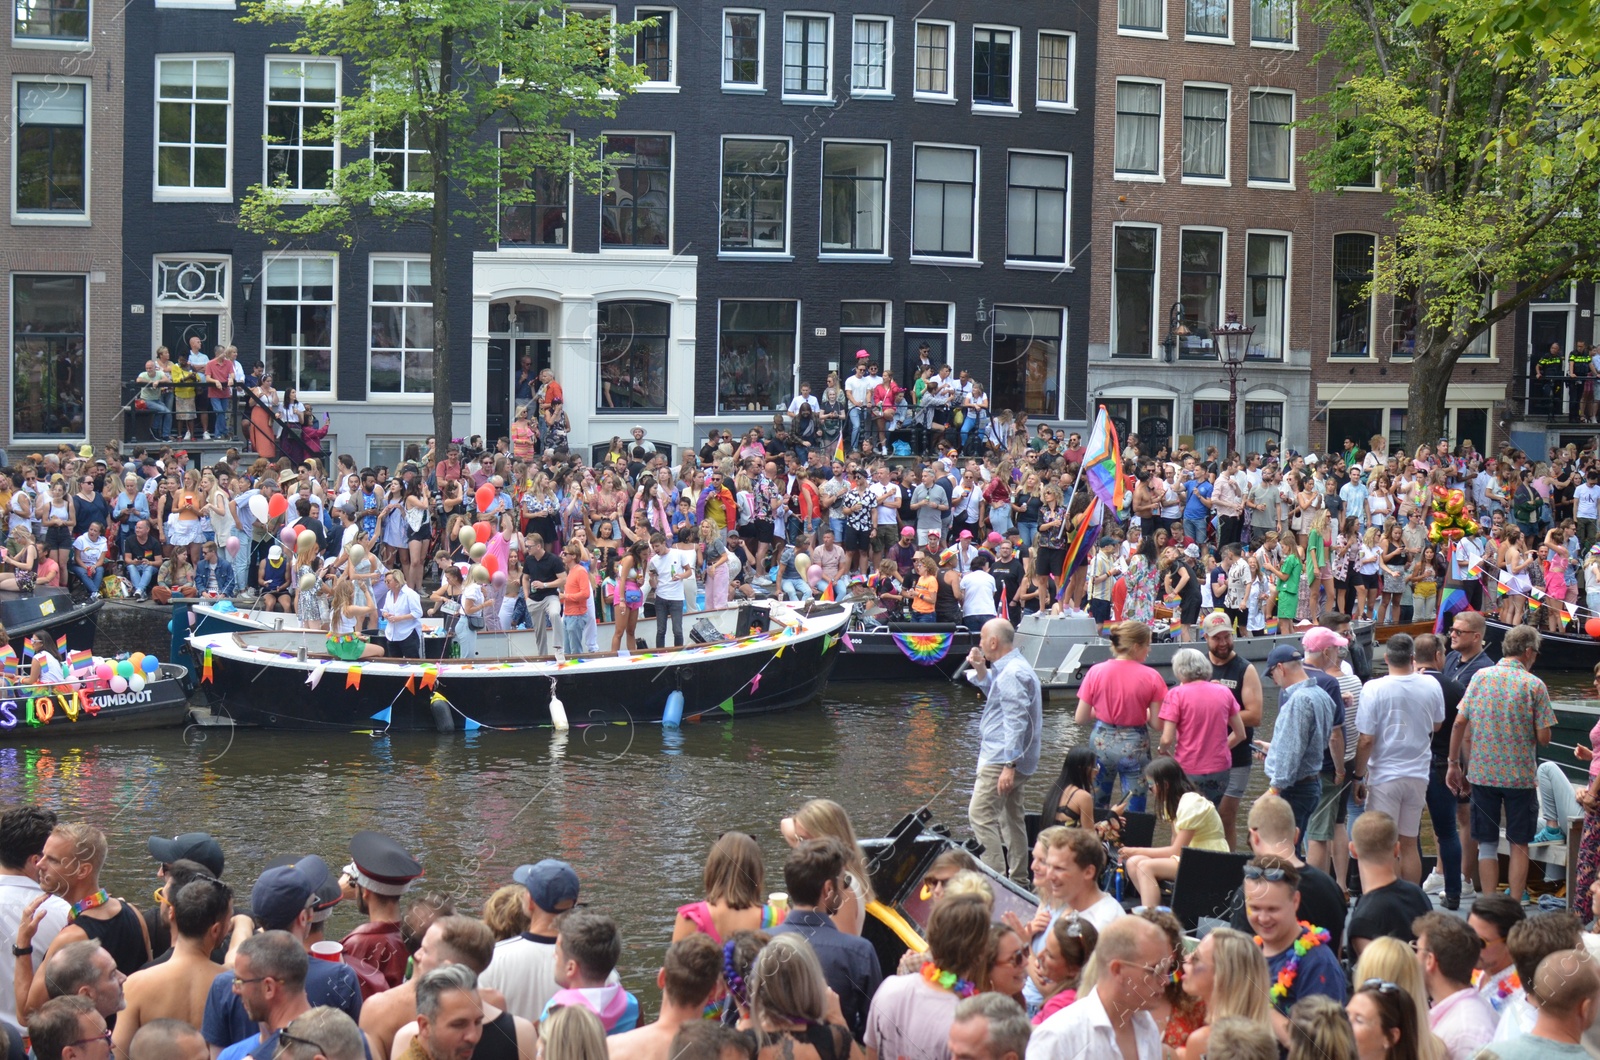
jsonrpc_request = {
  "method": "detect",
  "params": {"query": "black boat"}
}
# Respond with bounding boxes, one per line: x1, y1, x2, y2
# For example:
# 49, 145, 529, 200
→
188, 601, 850, 732
0, 663, 191, 739
1485, 618, 1597, 670
830, 619, 977, 682
0, 587, 101, 655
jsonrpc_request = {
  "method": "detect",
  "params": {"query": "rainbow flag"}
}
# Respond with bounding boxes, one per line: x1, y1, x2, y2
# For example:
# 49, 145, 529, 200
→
1057, 496, 1102, 596
1435, 588, 1473, 635
891, 631, 955, 664
833, 433, 846, 463
1081, 407, 1125, 517
0, 644, 17, 678
820, 581, 836, 603
67, 650, 93, 674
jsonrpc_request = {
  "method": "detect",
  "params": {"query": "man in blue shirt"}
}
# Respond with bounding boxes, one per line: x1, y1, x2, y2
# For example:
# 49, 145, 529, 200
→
1262, 644, 1340, 856
214, 931, 311, 1060
770, 839, 882, 1041
1182, 467, 1214, 547
965, 618, 1043, 885
1340, 465, 1370, 527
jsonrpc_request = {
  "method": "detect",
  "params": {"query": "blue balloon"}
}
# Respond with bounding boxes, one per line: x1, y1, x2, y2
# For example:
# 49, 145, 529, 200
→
167, 621, 174, 633
141, 656, 159, 674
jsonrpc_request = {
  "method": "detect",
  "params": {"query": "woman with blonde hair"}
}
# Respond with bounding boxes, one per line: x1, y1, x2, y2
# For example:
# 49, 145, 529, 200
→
748, 935, 862, 1060
1178, 927, 1270, 1060
1351, 938, 1445, 1060
541, 1001, 610, 1060
780, 798, 876, 934
326, 578, 383, 659
1074, 619, 1168, 812
1288, 995, 1359, 1060
482, 884, 530, 941
671, 831, 782, 943
0, 525, 39, 592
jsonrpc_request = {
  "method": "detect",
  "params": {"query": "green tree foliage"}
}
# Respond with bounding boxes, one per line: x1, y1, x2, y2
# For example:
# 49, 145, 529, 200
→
238, 0, 650, 447
1304, 0, 1600, 443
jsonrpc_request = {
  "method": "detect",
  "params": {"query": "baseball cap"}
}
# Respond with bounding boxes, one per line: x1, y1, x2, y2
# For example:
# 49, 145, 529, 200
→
1199, 612, 1232, 638
148, 832, 226, 877
959, 530, 973, 540
900, 527, 915, 537
250, 861, 325, 931
985, 532, 1003, 545
1302, 626, 1348, 652
1264, 644, 1304, 670
512, 859, 580, 913
264, 854, 342, 920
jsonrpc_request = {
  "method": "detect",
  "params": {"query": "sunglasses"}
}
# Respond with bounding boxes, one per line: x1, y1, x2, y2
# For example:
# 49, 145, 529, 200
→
1361, 979, 1401, 996
1242, 865, 1288, 882
275, 1030, 329, 1059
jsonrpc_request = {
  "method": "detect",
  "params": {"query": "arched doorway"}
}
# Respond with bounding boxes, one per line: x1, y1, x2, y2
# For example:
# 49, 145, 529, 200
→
486, 300, 552, 444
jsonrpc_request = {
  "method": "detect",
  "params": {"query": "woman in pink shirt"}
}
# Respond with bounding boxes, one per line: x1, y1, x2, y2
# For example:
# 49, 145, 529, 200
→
1158, 648, 1246, 806
1073, 619, 1170, 813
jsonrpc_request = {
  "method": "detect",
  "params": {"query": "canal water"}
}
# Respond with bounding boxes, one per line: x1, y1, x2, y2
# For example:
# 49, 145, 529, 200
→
13, 604, 1598, 1011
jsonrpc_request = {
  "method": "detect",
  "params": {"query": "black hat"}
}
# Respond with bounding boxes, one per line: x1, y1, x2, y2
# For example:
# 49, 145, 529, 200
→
342, 831, 422, 897
148, 832, 225, 878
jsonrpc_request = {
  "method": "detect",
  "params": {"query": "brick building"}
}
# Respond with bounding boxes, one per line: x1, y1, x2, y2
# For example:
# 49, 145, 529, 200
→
4, 1, 124, 450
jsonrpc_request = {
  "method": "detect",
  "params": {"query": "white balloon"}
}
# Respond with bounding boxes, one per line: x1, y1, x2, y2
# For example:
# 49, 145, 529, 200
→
129, 675, 146, 693
249, 495, 270, 522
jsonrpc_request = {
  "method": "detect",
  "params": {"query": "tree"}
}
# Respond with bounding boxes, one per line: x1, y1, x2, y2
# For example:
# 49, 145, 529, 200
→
238, 0, 650, 449
1303, 0, 1600, 446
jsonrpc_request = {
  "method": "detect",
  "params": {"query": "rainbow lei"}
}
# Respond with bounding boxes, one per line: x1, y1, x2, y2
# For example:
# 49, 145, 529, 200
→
1254, 922, 1330, 1006
920, 961, 978, 999
69, 888, 109, 921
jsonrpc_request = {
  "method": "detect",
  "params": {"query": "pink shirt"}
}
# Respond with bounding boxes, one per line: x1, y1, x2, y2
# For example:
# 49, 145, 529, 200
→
1158, 680, 1240, 776
1077, 658, 1169, 728
1590, 718, 1600, 780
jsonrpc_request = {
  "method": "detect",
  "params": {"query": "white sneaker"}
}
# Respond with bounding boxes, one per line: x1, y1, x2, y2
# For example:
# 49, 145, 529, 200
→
203, 432, 213, 440
1461, 881, 1477, 900
1423, 871, 1445, 895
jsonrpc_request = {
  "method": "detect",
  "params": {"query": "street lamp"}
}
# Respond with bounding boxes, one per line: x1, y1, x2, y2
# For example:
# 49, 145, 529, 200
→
1159, 301, 1189, 363
1212, 311, 1255, 458
239, 266, 256, 325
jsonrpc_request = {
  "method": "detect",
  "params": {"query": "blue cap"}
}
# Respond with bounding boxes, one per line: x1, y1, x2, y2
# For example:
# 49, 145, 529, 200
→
1264, 644, 1304, 672
511, 859, 580, 913
251, 860, 325, 930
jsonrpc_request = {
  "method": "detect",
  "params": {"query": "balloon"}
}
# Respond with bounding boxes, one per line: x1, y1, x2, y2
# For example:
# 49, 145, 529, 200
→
116, 660, 133, 678
248, 496, 269, 522
280, 525, 299, 547
129, 652, 145, 673
1589, 618, 1600, 638
297, 529, 317, 550
140, 656, 159, 674
109, 676, 127, 693
94, 662, 112, 682
469, 543, 487, 561
349, 543, 367, 565
225, 536, 241, 556
267, 494, 289, 519
458, 527, 475, 550
473, 522, 492, 544
298, 571, 317, 592
475, 485, 496, 512
484, 555, 499, 576
129, 675, 146, 694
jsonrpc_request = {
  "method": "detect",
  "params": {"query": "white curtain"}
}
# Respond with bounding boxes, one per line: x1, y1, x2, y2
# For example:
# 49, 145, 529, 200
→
1182, 88, 1227, 178
1120, 0, 1163, 30
1248, 235, 1288, 358
1115, 82, 1161, 174
1249, 91, 1293, 182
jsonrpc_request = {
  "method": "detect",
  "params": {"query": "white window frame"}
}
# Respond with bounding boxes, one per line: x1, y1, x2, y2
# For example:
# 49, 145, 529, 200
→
260, 252, 338, 397
781, 11, 833, 104
1113, 77, 1165, 182
971, 23, 1020, 114
1117, 0, 1166, 39
1176, 225, 1228, 356
1111, 222, 1161, 359
1242, 228, 1292, 361
12, 76, 90, 225
910, 141, 980, 267
154, 0, 233, 7
1183, 0, 1232, 44
1246, 88, 1295, 189
1035, 30, 1077, 112
154, 54, 234, 202
721, 8, 765, 92
368, 73, 434, 201
9, 271, 90, 442
497, 129, 574, 251
1249, 0, 1297, 49
839, 300, 892, 369
367, 254, 434, 400
12, 0, 91, 47
718, 135, 793, 259
635, 6, 679, 90
913, 19, 956, 104
598, 130, 675, 254
848, 14, 893, 98
904, 302, 955, 370
264, 56, 341, 202
1004, 149, 1071, 270
1179, 81, 1230, 186
714, 298, 802, 417
818, 138, 891, 261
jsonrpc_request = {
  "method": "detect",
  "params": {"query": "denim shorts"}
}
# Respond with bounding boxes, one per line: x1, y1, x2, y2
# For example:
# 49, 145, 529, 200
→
1470, 783, 1536, 845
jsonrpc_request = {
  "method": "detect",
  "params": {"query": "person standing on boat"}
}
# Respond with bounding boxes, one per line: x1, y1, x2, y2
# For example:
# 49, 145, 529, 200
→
1443, 610, 1494, 687
964, 618, 1043, 885
380, 569, 424, 659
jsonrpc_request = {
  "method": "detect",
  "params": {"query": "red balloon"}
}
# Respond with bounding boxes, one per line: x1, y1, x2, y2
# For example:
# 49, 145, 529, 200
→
1588, 618, 1600, 639
475, 485, 496, 511
266, 494, 288, 519
484, 555, 499, 575
473, 522, 492, 544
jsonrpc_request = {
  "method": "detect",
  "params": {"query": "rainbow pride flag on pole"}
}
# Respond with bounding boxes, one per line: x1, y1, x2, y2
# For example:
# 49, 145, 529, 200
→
1081, 407, 1126, 518
1057, 496, 1102, 596
1435, 587, 1473, 635
833, 433, 846, 463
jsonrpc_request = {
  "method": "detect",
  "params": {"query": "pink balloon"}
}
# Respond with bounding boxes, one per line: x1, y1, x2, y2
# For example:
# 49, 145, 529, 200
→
95, 662, 112, 682
109, 676, 127, 693
280, 525, 298, 547
225, 536, 241, 556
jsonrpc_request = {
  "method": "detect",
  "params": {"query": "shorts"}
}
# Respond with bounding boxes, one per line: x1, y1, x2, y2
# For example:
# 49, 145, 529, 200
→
747, 519, 774, 544
44, 525, 71, 549
1180, 596, 1202, 625
1367, 775, 1429, 836
1035, 547, 1064, 578
874, 524, 900, 551
1088, 598, 1112, 622
1306, 772, 1353, 842
843, 526, 872, 552
1356, 570, 1381, 590
409, 525, 432, 543
1470, 783, 1536, 845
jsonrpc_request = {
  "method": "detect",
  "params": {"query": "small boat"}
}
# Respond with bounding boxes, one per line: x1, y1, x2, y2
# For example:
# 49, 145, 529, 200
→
1376, 619, 1436, 644
190, 601, 453, 656
0, 663, 191, 739
187, 601, 850, 732
0, 587, 101, 655
1486, 618, 1600, 672
1018, 612, 1377, 689
830, 617, 977, 682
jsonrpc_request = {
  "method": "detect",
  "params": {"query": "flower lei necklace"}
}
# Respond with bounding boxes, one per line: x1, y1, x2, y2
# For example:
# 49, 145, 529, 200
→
921, 961, 978, 999
69, 889, 109, 921
1254, 921, 1330, 1005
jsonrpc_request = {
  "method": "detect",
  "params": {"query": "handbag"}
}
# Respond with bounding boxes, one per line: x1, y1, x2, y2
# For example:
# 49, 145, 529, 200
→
466, 608, 485, 631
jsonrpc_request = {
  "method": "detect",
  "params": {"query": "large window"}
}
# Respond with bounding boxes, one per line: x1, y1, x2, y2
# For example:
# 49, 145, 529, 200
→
11, 274, 86, 438
851, 16, 890, 93
1248, 90, 1292, 184
722, 10, 763, 88
1331, 233, 1374, 357
601, 134, 671, 247
1392, 290, 1491, 358
372, 112, 432, 195
1251, 0, 1293, 42
1193, 400, 1231, 455
1006, 151, 1068, 265
263, 256, 335, 394
1113, 226, 1157, 358
1187, 0, 1228, 37
369, 258, 432, 395
1115, 80, 1162, 177
782, 14, 831, 99
912, 145, 977, 259
1036, 32, 1074, 109
156, 56, 231, 196
498, 132, 570, 248
1245, 233, 1288, 360
1244, 400, 1283, 453
266, 59, 337, 193
839, 301, 887, 366
1181, 86, 1227, 180
718, 301, 796, 413
636, 8, 674, 84
972, 26, 1016, 108
1119, 0, 1162, 33
1178, 229, 1223, 357
597, 300, 669, 412
720, 138, 789, 253
15, 81, 85, 214
15, 0, 88, 39
914, 21, 953, 99
821, 141, 886, 254
991, 306, 1062, 417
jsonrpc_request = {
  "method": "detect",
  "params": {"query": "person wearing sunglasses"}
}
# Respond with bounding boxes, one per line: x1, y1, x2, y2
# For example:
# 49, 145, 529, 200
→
25, 994, 109, 1060
272, 1006, 366, 1060
1347, 979, 1424, 1060
1025, 915, 1170, 1060
1412, 911, 1498, 1060
1242, 854, 1345, 1048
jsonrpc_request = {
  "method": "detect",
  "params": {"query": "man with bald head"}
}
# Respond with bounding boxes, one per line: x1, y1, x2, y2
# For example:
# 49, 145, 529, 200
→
1025, 916, 1168, 1060
129, 1019, 208, 1060
964, 618, 1043, 884
1479, 949, 1600, 1060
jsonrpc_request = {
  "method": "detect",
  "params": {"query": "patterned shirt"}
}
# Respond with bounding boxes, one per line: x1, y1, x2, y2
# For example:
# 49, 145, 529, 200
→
1460, 658, 1555, 788
842, 488, 875, 532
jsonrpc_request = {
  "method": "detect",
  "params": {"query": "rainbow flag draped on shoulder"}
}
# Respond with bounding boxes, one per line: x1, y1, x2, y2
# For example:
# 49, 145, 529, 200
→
1081, 406, 1126, 518
1057, 496, 1103, 595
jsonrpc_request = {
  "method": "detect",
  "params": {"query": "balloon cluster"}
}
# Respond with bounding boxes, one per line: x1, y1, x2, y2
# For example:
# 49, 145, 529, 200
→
90, 653, 161, 694
1428, 485, 1481, 545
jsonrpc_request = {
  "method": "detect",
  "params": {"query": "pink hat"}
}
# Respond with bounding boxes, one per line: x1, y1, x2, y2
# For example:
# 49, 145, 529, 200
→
855, 349, 870, 359
1302, 626, 1348, 652
900, 526, 915, 537
986, 532, 1004, 544
959, 530, 973, 540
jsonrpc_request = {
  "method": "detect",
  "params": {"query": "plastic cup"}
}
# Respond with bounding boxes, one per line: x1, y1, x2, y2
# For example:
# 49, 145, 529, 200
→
768, 892, 788, 911
310, 940, 343, 962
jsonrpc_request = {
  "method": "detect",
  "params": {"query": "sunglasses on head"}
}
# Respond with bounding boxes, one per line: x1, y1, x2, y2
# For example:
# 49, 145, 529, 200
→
1242, 865, 1288, 882
1361, 979, 1402, 996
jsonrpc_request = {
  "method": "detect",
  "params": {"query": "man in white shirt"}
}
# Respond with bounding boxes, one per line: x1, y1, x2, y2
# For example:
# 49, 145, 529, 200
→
869, 466, 902, 558
1045, 829, 1124, 932
786, 383, 821, 419
1576, 470, 1600, 552
380, 570, 425, 658
843, 360, 875, 450
1353, 633, 1445, 883
647, 533, 689, 648
1025, 916, 1169, 1060
0, 806, 70, 1029
1415, 911, 1499, 1060
477, 860, 578, 1024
